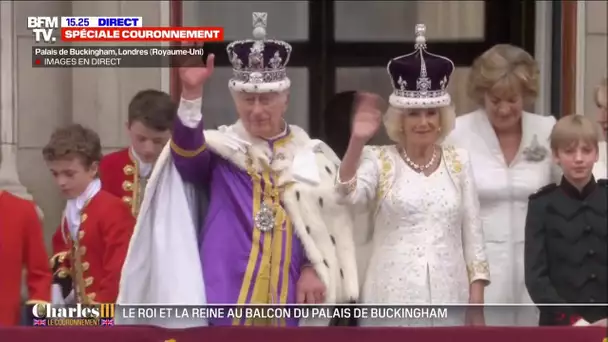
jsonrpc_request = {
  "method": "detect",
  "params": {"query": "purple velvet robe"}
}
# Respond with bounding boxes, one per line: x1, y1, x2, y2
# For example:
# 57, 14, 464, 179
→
171, 119, 307, 326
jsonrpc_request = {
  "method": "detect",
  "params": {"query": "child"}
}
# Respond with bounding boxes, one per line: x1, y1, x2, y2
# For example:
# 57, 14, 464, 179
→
524, 115, 607, 326
0, 191, 51, 325
99, 90, 176, 217
593, 78, 607, 179
43, 124, 135, 304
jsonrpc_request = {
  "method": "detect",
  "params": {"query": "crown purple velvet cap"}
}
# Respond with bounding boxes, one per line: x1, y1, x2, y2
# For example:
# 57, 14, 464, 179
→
226, 12, 292, 93
387, 24, 455, 109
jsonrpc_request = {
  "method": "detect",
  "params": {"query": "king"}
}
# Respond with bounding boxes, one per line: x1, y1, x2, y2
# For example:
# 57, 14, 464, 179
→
117, 12, 358, 327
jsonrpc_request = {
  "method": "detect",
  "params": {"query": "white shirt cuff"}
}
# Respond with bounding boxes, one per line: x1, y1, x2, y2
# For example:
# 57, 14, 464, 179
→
178, 97, 203, 128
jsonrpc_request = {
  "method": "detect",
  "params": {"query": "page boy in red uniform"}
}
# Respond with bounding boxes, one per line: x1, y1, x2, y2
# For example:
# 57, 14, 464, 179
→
99, 90, 176, 217
0, 191, 51, 326
44, 124, 135, 304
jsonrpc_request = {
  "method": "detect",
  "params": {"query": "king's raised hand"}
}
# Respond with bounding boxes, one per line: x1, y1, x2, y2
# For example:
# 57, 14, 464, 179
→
178, 43, 215, 100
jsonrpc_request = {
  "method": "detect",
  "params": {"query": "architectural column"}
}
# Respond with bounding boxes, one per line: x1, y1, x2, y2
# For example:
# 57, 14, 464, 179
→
0, 0, 42, 218
71, 1, 167, 151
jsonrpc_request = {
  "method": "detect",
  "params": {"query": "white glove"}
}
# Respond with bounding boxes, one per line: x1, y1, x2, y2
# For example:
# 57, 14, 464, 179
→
178, 97, 203, 128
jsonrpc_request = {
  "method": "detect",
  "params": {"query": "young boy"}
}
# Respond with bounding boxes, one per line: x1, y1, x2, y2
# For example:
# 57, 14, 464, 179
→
524, 115, 607, 326
43, 124, 135, 304
99, 90, 176, 217
0, 191, 51, 325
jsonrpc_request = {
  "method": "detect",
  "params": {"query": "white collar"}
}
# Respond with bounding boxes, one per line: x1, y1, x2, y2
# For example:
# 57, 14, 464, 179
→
130, 147, 153, 177
65, 179, 101, 239
68, 178, 101, 211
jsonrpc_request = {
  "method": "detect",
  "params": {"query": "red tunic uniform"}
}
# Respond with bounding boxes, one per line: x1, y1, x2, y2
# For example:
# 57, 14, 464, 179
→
50, 190, 135, 304
99, 148, 143, 217
0, 191, 51, 326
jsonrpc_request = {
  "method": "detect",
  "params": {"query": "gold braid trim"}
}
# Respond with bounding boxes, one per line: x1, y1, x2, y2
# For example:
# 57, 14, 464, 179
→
170, 139, 207, 158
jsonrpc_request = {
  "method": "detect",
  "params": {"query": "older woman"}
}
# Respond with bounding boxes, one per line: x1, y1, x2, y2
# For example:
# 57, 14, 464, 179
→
445, 44, 557, 326
336, 24, 490, 327
593, 77, 607, 179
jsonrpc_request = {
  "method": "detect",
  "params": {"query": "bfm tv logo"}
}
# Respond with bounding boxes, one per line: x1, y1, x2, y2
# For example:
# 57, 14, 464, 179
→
27, 16, 59, 43
32, 303, 114, 325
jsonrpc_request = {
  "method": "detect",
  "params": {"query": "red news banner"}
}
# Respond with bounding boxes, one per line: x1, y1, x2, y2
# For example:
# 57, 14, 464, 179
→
28, 16, 222, 67
61, 27, 224, 42
28, 15, 223, 43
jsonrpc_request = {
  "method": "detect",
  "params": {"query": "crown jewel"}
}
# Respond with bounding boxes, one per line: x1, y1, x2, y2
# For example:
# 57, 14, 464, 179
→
386, 24, 455, 109
226, 12, 292, 93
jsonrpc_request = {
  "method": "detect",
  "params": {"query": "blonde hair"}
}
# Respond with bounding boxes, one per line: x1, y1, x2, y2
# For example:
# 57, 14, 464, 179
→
595, 77, 607, 108
550, 115, 601, 152
383, 105, 456, 143
468, 44, 539, 105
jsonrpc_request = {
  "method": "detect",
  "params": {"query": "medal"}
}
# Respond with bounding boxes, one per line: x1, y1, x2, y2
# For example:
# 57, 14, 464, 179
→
255, 202, 275, 232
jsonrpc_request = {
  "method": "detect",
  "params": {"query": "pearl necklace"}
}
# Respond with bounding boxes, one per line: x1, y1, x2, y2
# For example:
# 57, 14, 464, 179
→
401, 147, 437, 172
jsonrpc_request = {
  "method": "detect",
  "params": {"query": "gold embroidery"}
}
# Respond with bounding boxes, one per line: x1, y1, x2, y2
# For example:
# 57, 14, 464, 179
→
54, 267, 70, 278
25, 300, 49, 305
84, 277, 94, 287
49, 252, 68, 268
376, 147, 392, 200
80, 213, 88, 223
127, 150, 144, 217
79, 246, 87, 256
78, 230, 85, 240
122, 180, 133, 192
467, 261, 490, 282
87, 293, 96, 301
122, 196, 133, 205
123, 165, 135, 176
170, 139, 207, 158
82, 262, 90, 271
443, 145, 462, 174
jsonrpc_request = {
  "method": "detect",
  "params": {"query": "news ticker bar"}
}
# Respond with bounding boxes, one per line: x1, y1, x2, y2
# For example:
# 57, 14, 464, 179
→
33, 304, 605, 324
32, 46, 204, 68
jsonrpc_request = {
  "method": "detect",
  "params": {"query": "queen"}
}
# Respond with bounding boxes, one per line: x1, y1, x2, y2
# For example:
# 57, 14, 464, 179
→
336, 24, 490, 326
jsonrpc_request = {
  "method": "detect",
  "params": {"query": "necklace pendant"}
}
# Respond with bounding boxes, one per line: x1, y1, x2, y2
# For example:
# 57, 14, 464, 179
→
255, 202, 275, 232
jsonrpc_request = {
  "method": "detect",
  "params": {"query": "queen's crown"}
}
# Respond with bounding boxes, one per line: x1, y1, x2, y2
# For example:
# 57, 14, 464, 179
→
386, 24, 455, 108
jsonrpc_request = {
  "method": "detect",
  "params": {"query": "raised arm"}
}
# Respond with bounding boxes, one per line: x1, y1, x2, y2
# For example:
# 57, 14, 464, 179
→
335, 93, 383, 208
170, 51, 215, 185
459, 151, 490, 293
336, 145, 381, 208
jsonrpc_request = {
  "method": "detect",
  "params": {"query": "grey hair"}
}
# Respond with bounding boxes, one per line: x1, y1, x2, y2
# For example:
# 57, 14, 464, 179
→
383, 105, 456, 143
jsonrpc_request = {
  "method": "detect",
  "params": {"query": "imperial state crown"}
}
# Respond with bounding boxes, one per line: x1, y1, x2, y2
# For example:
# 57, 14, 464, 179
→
387, 24, 455, 109
226, 12, 292, 93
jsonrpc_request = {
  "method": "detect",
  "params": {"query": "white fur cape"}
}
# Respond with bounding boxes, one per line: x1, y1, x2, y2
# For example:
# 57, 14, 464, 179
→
116, 121, 359, 327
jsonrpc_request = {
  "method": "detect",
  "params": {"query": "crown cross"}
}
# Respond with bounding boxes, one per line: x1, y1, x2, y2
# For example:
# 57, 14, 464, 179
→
397, 76, 407, 91
269, 51, 282, 69
253, 12, 267, 30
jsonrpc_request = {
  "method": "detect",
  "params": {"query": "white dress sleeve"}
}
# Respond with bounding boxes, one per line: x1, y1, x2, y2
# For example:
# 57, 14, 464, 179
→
460, 150, 491, 284
335, 147, 380, 209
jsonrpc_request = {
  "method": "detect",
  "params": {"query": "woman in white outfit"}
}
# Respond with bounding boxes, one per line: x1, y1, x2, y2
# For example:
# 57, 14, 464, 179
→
445, 44, 558, 326
336, 24, 490, 327
592, 78, 607, 179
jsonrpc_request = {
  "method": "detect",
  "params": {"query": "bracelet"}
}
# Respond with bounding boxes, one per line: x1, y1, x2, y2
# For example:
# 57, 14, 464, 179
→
335, 173, 357, 195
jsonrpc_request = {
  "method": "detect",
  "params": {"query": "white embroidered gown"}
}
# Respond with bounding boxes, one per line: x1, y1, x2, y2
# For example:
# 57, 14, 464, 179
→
339, 145, 490, 327
445, 110, 558, 326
